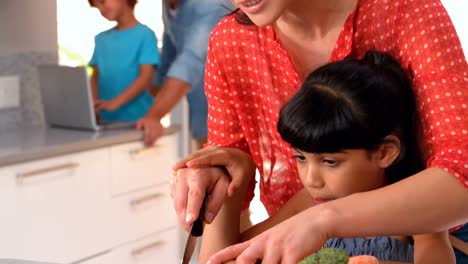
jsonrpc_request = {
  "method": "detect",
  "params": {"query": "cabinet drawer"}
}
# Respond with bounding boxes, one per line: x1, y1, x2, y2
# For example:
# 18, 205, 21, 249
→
110, 134, 177, 195
109, 184, 177, 245
81, 228, 179, 264
0, 149, 113, 263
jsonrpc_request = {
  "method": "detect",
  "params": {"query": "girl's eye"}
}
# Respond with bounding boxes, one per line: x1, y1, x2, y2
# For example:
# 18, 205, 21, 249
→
323, 159, 339, 167
293, 154, 306, 162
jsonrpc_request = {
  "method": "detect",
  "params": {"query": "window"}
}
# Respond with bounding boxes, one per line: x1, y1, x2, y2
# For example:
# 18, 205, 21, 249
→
57, 0, 163, 67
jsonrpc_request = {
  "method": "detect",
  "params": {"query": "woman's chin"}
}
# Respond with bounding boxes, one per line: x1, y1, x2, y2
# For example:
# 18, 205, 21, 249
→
246, 13, 280, 27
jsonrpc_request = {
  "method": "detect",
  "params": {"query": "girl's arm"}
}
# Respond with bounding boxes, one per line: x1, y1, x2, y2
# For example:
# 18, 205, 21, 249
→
413, 231, 455, 264
198, 181, 244, 264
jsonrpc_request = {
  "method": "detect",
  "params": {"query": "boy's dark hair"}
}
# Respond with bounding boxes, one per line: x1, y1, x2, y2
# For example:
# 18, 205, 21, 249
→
88, 0, 138, 8
277, 50, 423, 183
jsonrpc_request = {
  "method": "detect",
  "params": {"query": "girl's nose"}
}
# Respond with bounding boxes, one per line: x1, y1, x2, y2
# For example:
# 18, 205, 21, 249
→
304, 166, 325, 189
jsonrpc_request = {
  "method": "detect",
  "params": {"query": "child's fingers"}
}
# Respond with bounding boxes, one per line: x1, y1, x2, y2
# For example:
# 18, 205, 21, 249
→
94, 102, 102, 110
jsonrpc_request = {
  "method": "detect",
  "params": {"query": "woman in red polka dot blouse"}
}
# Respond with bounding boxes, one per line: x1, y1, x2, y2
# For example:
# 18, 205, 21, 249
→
172, 0, 468, 262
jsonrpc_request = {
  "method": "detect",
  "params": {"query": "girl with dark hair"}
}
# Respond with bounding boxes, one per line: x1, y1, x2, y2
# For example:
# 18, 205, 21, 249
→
172, 0, 468, 262
198, 50, 454, 263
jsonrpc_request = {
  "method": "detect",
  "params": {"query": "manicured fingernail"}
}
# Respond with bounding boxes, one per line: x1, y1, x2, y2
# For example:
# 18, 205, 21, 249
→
186, 213, 194, 223
205, 212, 214, 223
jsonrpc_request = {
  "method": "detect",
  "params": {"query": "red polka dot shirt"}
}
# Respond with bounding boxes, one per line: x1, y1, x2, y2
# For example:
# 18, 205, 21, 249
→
205, 0, 468, 216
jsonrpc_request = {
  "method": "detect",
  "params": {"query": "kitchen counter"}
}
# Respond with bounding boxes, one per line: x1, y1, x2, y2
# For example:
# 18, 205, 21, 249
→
0, 260, 56, 264
0, 125, 179, 167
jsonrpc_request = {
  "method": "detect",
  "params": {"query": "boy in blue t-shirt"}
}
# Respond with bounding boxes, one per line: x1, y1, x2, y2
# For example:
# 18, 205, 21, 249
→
88, 0, 159, 122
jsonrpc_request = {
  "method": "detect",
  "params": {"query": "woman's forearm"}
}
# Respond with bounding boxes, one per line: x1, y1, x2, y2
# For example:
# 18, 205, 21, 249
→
241, 188, 313, 241
322, 168, 468, 238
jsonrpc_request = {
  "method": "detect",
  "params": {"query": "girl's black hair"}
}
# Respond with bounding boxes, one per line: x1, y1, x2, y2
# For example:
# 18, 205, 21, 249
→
277, 50, 423, 183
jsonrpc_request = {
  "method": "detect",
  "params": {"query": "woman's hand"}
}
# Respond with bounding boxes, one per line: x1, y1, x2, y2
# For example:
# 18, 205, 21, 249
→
207, 206, 334, 264
171, 166, 231, 231
171, 146, 256, 230
173, 146, 256, 196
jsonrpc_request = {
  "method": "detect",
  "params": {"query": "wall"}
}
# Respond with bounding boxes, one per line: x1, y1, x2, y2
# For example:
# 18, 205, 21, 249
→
0, 0, 57, 55
0, 0, 58, 132
442, 0, 468, 58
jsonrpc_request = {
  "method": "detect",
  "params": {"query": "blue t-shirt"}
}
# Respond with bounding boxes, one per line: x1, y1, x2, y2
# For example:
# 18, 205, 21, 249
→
89, 23, 159, 122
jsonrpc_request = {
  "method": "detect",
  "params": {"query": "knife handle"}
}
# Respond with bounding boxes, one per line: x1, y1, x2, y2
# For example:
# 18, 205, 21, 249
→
191, 194, 208, 237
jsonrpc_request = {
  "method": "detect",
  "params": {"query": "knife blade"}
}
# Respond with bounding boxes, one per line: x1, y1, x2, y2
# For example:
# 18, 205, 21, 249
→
182, 195, 208, 264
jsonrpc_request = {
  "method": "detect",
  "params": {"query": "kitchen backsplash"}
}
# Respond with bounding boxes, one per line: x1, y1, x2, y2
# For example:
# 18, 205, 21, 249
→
0, 52, 57, 133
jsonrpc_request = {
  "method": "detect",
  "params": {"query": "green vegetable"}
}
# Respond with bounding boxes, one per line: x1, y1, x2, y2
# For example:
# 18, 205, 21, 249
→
298, 248, 349, 264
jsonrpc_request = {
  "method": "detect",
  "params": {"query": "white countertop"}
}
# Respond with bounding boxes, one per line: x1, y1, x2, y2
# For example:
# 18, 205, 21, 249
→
0, 125, 179, 167
0, 260, 56, 264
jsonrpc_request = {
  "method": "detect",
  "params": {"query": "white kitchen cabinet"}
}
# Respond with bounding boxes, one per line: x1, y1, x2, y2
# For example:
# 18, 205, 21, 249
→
110, 135, 178, 196
79, 228, 179, 264
0, 148, 113, 263
107, 183, 177, 247
0, 132, 182, 264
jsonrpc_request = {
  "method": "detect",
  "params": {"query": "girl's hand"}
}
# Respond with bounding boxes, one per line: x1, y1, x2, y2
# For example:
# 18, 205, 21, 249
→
207, 206, 333, 264
171, 166, 231, 231
173, 146, 256, 197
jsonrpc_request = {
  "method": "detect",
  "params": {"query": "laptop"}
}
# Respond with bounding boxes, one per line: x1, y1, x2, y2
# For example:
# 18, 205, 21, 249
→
38, 65, 135, 131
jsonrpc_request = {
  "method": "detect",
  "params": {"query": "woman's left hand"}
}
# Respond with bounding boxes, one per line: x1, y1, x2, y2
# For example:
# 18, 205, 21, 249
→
207, 207, 333, 264
173, 145, 256, 197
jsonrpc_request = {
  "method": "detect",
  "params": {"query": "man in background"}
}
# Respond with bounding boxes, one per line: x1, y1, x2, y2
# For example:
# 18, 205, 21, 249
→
137, 0, 233, 148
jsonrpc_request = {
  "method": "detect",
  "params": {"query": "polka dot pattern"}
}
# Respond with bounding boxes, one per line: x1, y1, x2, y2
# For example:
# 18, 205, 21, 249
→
205, 0, 468, 215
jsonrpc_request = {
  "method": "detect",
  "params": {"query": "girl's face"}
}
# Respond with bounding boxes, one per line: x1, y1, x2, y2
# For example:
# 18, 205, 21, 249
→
230, 0, 293, 26
294, 148, 389, 205
93, 0, 129, 21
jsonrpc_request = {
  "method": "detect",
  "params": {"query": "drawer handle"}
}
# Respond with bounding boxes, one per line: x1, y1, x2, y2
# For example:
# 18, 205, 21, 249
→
17, 163, 80, 179
128, 145, 160, 156
131, 240, 165, 257
130, 192, 163, 207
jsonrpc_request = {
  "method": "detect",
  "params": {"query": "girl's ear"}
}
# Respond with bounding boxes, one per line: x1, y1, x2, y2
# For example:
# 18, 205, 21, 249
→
374, 135, 401, 169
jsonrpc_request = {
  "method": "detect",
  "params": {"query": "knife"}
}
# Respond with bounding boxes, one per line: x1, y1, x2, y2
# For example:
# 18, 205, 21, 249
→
181, 195, 208, 264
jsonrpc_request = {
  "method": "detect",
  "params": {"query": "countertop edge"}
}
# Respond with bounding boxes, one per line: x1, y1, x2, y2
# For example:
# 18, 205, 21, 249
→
0, 125, 180, 168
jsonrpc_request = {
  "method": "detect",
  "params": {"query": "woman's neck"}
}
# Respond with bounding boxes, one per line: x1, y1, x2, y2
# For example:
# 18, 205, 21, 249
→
272, 0, 358, 80
116, 11, 138, 30
276, 0, 358, 39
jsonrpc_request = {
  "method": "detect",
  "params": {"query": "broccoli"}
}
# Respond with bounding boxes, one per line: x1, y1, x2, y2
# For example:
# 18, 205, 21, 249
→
298, 248, 349, 264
